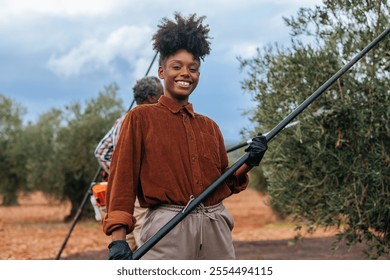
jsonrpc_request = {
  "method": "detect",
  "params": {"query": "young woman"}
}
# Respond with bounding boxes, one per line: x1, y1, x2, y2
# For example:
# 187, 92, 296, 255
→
103, 13, 267, 260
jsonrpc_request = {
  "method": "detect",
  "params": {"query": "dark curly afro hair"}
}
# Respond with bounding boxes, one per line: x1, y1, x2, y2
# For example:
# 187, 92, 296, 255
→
152, 12, 212, 64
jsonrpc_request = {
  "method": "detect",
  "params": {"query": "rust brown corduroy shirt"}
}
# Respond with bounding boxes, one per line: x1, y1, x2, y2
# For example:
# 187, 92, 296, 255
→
103, 96, 248, 235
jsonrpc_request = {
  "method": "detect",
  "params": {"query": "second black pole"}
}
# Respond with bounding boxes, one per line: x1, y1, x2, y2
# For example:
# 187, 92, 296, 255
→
226, 26, 390, 152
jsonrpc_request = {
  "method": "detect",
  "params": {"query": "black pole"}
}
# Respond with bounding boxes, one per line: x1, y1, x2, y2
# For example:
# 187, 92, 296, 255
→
226, 140, 251, 153
54, 168, 101, 260
127, 52, 159, 111
145, 52, 159, 77
127, 99, 136, 112
265, 27, 389, 142
226, 26, 390, 152
132, 26, 390, 260
55, 52, 159, 260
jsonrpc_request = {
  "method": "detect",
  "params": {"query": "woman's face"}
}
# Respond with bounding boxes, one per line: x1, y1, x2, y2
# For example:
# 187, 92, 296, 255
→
158, 49, 200, 105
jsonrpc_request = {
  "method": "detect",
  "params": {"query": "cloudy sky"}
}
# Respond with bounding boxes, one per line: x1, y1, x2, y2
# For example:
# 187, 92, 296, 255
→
0, 0, 323, 142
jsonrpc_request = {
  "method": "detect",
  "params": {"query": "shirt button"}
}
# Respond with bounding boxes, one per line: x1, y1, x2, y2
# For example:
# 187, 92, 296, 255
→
192, 156, 196, 161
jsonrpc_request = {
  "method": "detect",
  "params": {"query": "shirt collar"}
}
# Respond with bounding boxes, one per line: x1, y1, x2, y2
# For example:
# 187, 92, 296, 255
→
159, 95, 195, 118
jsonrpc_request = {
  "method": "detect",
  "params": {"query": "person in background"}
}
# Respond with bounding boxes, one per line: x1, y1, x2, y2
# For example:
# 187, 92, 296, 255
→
103, 13, 268, 260
94, 76, 163, 251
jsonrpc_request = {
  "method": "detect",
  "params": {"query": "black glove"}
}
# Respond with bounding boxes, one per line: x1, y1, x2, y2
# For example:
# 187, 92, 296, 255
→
244, 135, 268, 166
108, 240, 133, 260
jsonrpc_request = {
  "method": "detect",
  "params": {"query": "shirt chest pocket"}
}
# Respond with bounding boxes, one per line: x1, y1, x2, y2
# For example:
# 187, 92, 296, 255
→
200, 132, 221, 168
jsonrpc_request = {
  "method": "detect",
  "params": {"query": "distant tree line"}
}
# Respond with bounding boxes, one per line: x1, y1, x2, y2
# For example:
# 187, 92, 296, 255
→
0, 84, 124, 220
239, 0, 389, 258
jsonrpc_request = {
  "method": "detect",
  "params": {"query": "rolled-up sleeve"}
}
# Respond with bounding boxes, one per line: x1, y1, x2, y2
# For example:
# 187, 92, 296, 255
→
102, 210, 135, 235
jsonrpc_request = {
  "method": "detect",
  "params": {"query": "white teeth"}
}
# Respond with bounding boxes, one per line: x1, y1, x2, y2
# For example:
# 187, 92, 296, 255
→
177, 81, 190, 86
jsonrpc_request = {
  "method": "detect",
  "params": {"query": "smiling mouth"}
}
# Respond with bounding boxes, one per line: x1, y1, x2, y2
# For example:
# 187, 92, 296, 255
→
176, 81, 191, 87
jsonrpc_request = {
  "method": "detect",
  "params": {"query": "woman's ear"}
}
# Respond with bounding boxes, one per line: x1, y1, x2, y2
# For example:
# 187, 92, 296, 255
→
158, 66, 164, 79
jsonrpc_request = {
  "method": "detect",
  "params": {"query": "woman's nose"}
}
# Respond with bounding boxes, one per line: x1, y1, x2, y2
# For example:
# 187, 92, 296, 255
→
179, 67, 190, 76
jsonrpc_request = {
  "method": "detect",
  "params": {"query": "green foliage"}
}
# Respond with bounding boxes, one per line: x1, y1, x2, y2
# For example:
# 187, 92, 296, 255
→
0, 84, 124, 220
55, 83, 124, 219
0, 94, 27, 205
239, 0, 389, 258
24, 109, 64, 197
247, 167, 268, 194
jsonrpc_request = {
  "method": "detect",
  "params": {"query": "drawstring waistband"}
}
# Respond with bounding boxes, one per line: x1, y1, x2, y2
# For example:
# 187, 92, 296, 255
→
159, 200, 223, 215
158, 196, 220, 250
198, 203, 217, 250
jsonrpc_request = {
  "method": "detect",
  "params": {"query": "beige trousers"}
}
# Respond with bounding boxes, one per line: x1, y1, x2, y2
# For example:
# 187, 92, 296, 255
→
139, 203, 235, 260
126, 198, 147, 251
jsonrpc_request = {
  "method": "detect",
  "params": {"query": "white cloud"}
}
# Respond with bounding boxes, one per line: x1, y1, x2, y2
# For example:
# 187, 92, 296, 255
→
228, 42, 260, 59
0, 0, 131, 17
47, 25, 153, 77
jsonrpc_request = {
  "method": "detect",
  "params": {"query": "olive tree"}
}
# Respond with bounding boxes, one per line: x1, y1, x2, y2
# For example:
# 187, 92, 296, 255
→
56, 83, 124, 221
239, 0, 389, 258
0, 94, 27, 205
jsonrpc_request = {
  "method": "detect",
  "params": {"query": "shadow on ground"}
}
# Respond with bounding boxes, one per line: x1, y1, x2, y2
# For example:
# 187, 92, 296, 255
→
63, 236, 373, 260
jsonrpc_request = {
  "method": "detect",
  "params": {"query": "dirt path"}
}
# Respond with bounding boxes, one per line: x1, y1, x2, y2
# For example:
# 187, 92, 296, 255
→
0, 189, 368, 260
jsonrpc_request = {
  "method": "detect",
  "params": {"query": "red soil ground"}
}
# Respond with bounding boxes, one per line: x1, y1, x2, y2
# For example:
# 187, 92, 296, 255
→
0, 189, 368, 260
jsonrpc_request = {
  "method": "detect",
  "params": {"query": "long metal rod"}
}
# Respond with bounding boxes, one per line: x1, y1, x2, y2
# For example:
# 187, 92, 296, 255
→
127, 52, 159, 111
226, 26, 390, 151
55, 52, 159, 260
132, 26, 389, 260
226, 120, 299, 153
54, 171, 100, 260
226, 140, 251, 153
227, 107, 332, 153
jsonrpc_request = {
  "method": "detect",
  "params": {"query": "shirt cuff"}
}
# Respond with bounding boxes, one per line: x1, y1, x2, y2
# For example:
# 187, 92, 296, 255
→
102, 210, 136, 235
